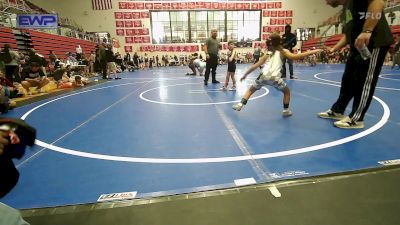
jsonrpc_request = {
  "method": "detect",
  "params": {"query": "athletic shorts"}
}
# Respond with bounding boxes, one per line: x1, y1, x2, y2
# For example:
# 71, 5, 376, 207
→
252, 72, 287, 91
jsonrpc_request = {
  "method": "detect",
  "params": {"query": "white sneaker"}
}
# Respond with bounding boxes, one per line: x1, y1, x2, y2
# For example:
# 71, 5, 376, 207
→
220, 86, 227, 91
232, 103, 243, 111
229, 86, 236, 91
318, 109, 345, 120
334, 116, 365, 129
282, 109, 293, 117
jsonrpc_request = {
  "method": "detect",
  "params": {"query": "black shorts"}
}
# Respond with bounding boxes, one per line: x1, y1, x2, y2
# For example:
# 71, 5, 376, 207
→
227, 63, 236, 73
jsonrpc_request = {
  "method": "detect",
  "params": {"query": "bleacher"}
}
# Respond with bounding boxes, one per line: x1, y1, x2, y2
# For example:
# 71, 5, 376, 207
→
26, 30, 97, 60
301, 37, 322, 51
0, 27, 18, 49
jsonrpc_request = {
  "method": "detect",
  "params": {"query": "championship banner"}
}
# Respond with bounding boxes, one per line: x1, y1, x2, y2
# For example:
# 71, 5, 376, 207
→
154, 3, 162, 9
125, 29, 134, 36
141, 11, 150, 18
137, 44, 200, 52
114, 12, 123, 19
133, 20, 142, 27
116, 21, 124, 27
124, 46, 133, 52
119, 2, 127, 9
136, 2, 144, 9
118, 1, 283, 10
116, 29, 125, 36
263, 10, 270, 17
123, 12, 132, 19
132, 12, 141, 19
145, 3, 153, 9
125, 21, 133, 27
128, 2, 136, 9
125, 37, 134, 43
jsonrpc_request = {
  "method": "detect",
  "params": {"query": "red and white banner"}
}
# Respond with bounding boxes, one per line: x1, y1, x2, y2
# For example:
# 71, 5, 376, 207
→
116, 21, 124, 27
145, 3, 153, 9
118, 2, 127, 9
92, 0, 112, 10
154, 3, 162, 9
141, 11, 150, 18
133, 20, 142, 27
128, 2, 136, 9
125, 21, 133, 28
116, 29, 125, 36
124, 46, 133, 52
116, 1, 283, 11
285, 18, 293, 25
125, 37, 134, 43
114, 12, 123, 19
139, 44, 200, 52
132, 12, 141, 19
123, 12, 132, 19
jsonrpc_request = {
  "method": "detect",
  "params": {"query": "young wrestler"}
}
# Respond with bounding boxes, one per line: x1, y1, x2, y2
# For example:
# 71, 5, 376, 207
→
221, 40, 237, 91
232, 33, 322, 116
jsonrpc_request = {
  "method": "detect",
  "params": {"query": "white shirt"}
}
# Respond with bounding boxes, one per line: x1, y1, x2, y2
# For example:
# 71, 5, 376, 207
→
262, 50, 282, 77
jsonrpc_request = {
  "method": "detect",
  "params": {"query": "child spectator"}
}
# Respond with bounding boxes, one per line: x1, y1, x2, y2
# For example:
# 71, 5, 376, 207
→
220, 41, 237, 91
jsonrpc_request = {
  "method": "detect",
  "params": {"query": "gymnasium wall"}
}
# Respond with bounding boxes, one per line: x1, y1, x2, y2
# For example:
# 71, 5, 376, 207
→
29, 0, 338, 56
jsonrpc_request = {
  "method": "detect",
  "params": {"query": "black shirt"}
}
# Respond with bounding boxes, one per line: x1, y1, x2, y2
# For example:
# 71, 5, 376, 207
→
282, 32, 297, 52
342, 0, 394, 49
21, 68, 45, 80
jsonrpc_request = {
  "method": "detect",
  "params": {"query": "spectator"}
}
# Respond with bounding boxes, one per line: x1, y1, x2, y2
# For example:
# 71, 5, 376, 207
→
388, 11, 396, 25
392, 36, 400, 69
281, 24, 297, 79
48, 50, 57, 66
0, 44, 20, 83
253, 46, 261, 64
20, 62, 50, 94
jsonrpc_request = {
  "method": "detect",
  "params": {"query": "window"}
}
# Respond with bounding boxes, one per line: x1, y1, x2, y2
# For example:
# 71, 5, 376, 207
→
151, 11, 261, 44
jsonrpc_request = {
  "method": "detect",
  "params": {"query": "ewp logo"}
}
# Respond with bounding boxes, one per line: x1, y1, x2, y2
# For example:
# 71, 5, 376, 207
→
17, 14, 58, 29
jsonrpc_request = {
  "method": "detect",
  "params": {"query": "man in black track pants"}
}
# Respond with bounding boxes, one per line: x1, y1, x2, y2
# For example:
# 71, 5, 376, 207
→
318, 0, 394, 129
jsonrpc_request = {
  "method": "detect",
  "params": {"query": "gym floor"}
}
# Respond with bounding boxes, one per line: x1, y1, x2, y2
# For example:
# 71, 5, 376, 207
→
2, 63, 400, 212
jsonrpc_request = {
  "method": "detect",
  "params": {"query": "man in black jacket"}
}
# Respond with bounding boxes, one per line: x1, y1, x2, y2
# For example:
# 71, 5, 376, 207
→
281, 24, 297, 79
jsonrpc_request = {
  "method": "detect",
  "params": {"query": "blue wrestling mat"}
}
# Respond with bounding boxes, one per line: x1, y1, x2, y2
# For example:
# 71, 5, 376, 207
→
2, 64, 400, 209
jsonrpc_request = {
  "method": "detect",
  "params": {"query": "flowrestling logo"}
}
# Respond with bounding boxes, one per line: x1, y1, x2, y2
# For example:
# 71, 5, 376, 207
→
17, 14, 58, 29
359, 12, 382, 20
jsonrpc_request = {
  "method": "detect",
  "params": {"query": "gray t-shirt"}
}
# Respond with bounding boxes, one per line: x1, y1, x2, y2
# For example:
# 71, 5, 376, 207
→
205, 37, 220, 55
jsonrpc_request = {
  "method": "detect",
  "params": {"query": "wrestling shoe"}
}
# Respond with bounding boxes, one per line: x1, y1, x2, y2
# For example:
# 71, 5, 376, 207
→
318, 109, 345, 120
232, 103, 243, 111
282, 109, 293, 117
334, 116, 365, 129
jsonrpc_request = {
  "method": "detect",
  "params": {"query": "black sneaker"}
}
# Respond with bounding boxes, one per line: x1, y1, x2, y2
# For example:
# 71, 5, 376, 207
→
212, 80, 220, 84
204, 81, 208, 85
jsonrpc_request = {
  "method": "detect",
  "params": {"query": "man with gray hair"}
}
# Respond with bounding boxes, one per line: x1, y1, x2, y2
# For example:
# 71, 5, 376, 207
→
203, 28, 221, 85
